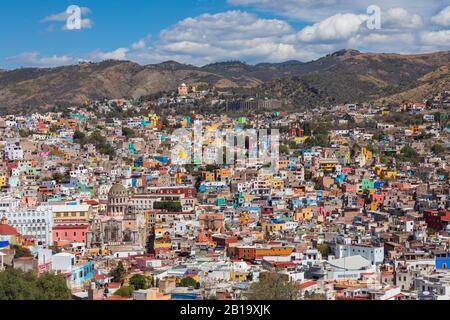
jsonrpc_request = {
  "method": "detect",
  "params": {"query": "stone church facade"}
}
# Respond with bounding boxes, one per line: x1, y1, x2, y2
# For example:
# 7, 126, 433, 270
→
87, 183, 148, 249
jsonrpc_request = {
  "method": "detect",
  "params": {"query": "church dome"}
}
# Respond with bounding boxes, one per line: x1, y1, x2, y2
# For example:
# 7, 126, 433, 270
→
109, 183, 127, 196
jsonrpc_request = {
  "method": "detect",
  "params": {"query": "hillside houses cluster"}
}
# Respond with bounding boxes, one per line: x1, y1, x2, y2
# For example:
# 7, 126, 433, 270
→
0, 92, 449, 300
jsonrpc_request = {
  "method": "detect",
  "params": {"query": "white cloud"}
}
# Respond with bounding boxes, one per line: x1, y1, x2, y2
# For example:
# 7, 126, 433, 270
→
431, 6, 450, 27
41, 7, 92, 22
5, 52, 77, 68
62, 19, 93, 31
88, 48, 129, 61
297, 13, 368, 42
383, 8, 423, 29
7, 4, 450, 69
160, 11, 293, 42
41, 7, 93, 31
143, 11, 301, 64
228, 0, 444, 23
421, 30, 450, 47
132, 40, 146, 50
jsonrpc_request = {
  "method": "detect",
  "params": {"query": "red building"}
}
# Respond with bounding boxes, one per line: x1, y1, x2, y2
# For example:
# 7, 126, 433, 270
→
424, 209, 450, 231
149, 186, 197, 198
53, 224, 90, 243
212, 234, 238, 248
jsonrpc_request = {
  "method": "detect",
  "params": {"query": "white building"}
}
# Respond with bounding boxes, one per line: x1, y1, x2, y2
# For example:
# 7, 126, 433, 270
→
0, 196, 20, 216
4, 142, 24, 161
3, 205, 54, 245
335, 244, 384, 265
325, 255, 376, 280
415, 272, 450, 300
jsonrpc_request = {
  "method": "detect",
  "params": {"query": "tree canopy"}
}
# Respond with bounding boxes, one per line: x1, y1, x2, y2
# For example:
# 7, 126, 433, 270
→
0, 268, 71, 300
245, 273, 299, 300
114, 285, 134, 298
110, 261, 126, 283
11, 245, 32, 259
178, 277, 200, 289
129, 274, 149, 290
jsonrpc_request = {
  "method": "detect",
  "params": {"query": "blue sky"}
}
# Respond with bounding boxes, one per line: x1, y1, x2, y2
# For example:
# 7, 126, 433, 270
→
1, 0, 449, 69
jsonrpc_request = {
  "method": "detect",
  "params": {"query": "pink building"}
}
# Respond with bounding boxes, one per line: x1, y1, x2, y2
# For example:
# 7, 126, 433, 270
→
343, 184, 357, 194
53, 224, 89, 243
178, 83, 189, 95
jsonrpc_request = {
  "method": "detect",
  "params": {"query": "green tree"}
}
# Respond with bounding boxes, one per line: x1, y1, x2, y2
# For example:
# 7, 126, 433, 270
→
11, 245, 32, 259
73, 130, 86, 144
316, 243, 332, 257
280, 144, 290, 155
431, 144, 446, 156
122, 127, 136, 138
246, 273, 299, 300
0, 269, 71, 300
178, 277, 199, 289
303, 292, 327, 300
114, 286, 134, 298
153, 201, 182, 212
129, 274, 149, 290
34, 272, 72, 300
110, 261, 126, 283
399, 146, 419, 163
19, 129, 32, 138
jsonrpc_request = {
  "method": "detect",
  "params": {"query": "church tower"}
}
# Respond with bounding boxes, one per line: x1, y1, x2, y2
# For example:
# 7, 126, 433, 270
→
107, 183, 129, 217
146, 223, 156, 255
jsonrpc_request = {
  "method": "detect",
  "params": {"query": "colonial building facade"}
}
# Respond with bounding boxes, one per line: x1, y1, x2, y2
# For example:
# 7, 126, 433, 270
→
87, 183, 148, 249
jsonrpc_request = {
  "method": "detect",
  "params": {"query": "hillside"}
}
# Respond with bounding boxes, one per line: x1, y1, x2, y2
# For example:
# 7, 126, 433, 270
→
258, 50, 450, 108
0, 50, 448, 113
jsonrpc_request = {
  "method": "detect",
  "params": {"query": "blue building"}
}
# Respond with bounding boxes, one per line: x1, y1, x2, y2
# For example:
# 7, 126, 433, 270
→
436, 253, 450, 270
70, 260, 94, 289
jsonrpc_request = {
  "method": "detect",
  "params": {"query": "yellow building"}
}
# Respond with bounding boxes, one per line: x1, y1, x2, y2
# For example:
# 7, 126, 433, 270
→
230, 271, 249, 282
262, 222, 286, 234
383, 171, 397, 179
295, 136, 309, 143
271, 179, 285, 190
361, 147, 373, 160
216, 168, 231, 182
255, 246, 294, 257
52, 204, 91, 223
294, 207, 314, 221
133, 288, 171, 300
0, 174, 8, 188
202, 171, 216, 182
374, 166, 397, 179
278, 160, 290, 170
319, 159, 339, 172
369, 201, 379, 211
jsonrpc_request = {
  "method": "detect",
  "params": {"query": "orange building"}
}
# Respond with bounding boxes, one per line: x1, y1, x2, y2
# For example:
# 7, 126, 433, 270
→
234, 246, 294, 261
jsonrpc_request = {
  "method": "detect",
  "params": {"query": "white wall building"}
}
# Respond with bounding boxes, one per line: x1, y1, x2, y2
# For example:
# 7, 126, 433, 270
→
335, 244, 384, 265
3, 205, 54, 245
0, 196, 20, 216
415, 272, 450, 300
4, 142, 24, 161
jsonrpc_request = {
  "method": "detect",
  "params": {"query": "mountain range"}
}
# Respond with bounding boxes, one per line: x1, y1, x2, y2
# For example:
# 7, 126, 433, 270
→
0, 49, 449, 113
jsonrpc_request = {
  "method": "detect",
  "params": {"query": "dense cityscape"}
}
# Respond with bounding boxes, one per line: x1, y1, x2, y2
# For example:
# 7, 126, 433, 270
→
1, 1, 450, 305
0, 83, 449, 300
